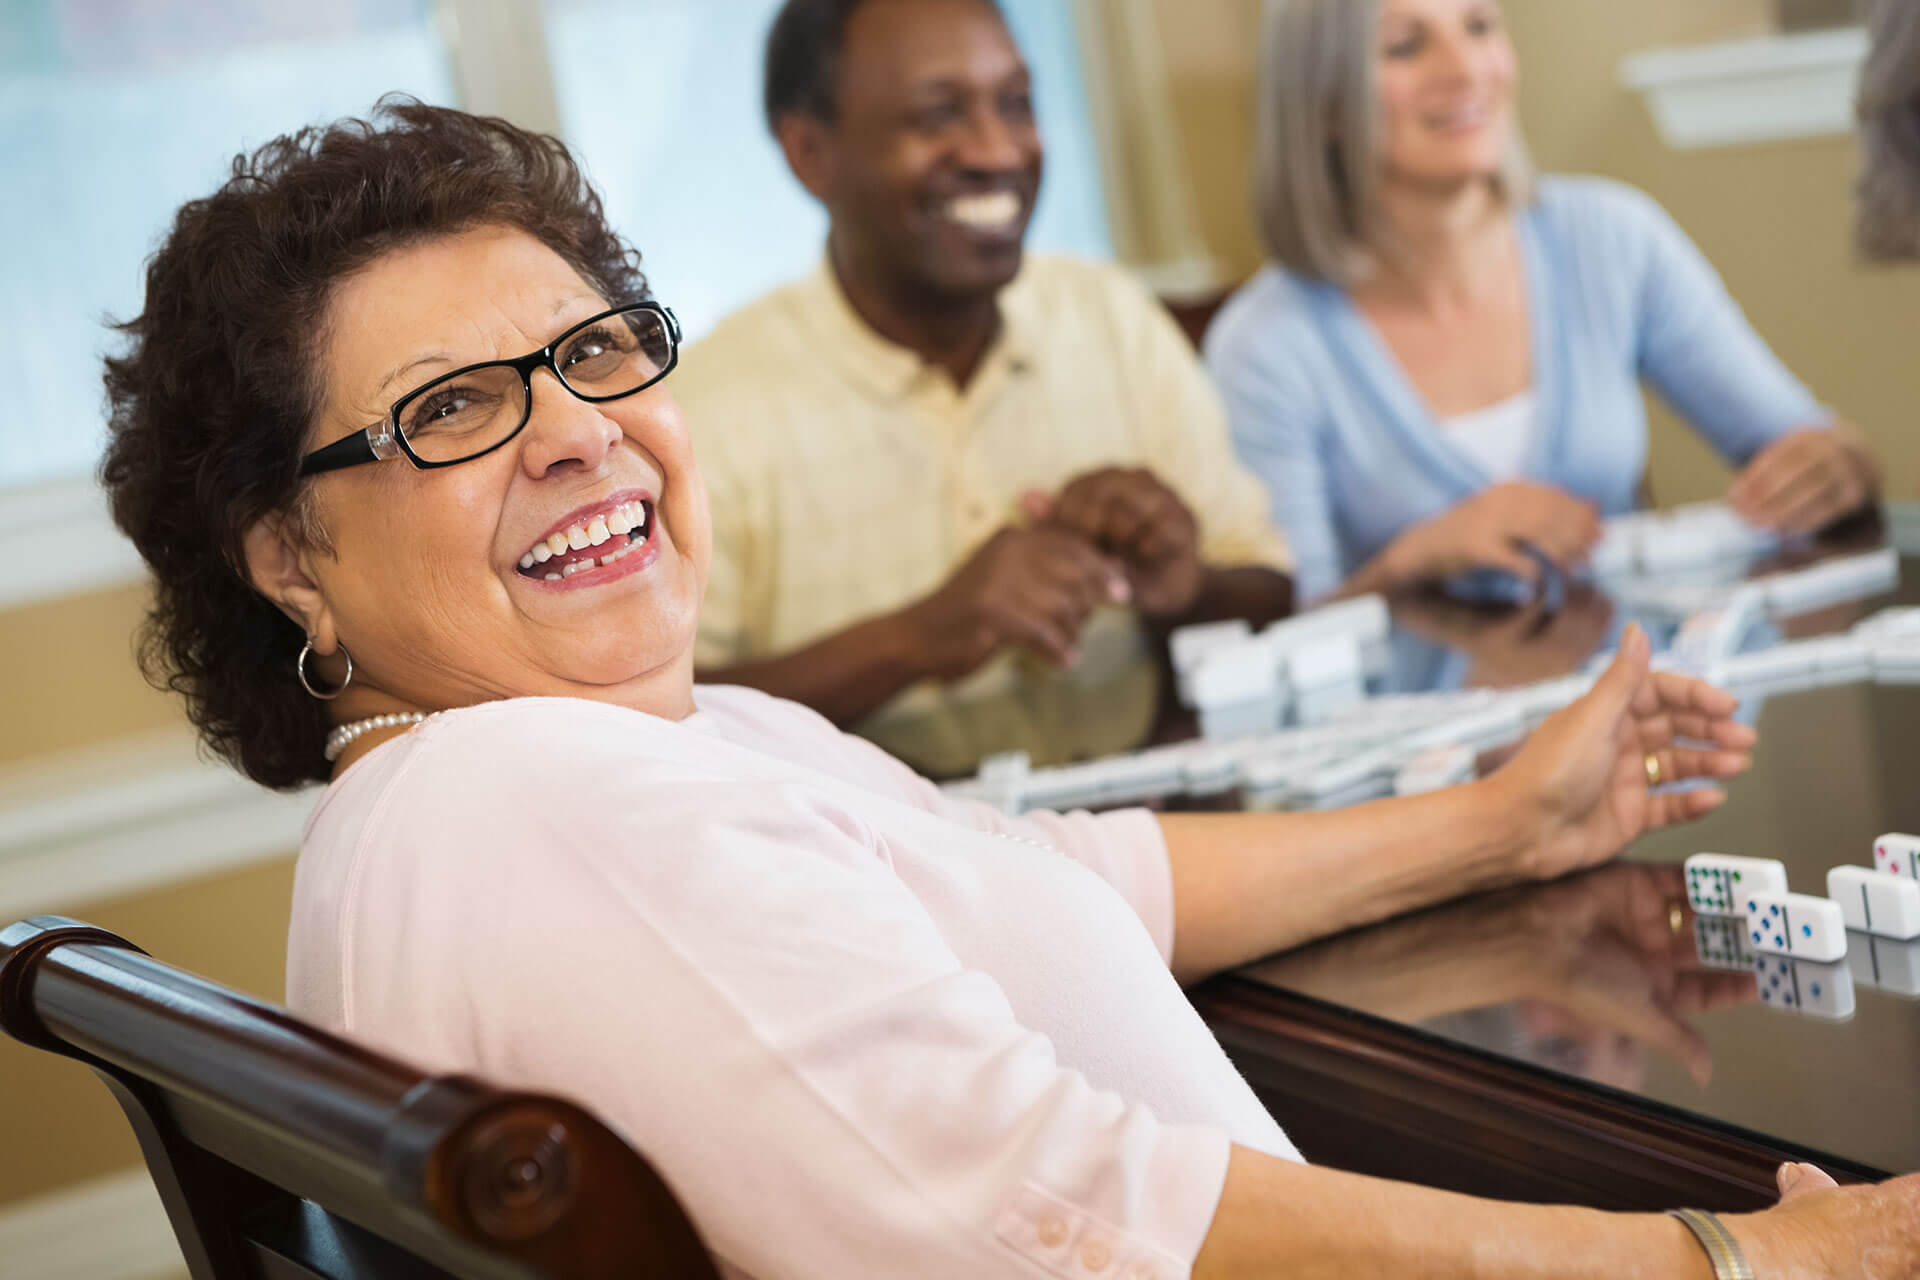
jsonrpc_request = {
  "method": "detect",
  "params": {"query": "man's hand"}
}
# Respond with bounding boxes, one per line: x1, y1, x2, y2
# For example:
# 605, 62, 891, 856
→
1729, 424, 1879, 535
1492, 623, 1757, 881
1387, 481, 1602, 586
1028, 467, 1204, 617
901, 525, 1128, 682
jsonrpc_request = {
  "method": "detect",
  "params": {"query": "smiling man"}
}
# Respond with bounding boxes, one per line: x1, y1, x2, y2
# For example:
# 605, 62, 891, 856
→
675, 0, 1296, 777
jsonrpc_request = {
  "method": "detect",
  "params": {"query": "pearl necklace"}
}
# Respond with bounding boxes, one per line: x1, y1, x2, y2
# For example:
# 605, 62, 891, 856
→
325, 712, 431, 762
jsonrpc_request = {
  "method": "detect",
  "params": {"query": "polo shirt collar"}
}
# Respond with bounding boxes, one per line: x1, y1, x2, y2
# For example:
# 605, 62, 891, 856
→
803, 258, 1038, 401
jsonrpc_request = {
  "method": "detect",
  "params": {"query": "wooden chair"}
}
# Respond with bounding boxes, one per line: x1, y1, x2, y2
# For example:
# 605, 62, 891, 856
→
0, 915, 722, 1279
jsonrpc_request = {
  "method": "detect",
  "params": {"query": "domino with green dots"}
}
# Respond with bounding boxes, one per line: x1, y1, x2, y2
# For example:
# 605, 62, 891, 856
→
1684, 853, 1789, 918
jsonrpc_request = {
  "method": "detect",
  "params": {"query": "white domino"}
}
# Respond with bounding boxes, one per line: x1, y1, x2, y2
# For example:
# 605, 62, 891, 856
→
1742, 890, 1849, 962
1846, 932, 1920, 998
1692, 915, 1756, 971
1827, 866, 1920, 939
1683, 853, 1789, 917
1801, 635, 1873, 684
1755, 954, 1856, 1020
1873, 832, 1920, 880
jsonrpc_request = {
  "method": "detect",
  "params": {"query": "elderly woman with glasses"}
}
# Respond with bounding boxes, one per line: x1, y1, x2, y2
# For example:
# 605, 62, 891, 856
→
102, 100, 1916, 1279
1206, 0, 1882, 606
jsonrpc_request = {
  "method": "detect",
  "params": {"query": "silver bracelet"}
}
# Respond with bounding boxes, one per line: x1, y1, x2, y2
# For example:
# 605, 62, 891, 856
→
1667, 1208, 1755, 1280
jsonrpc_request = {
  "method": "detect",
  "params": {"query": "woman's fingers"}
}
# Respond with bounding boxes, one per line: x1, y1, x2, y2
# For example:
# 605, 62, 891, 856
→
1646, 786, 1729, 831
1776, 1160, 1839, 1202
1637, 669, 1742, 719
1644, 744, 1753, 784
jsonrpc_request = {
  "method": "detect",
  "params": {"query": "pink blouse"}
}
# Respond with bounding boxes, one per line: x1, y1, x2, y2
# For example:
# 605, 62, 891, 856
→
288, 686, 1299, 1279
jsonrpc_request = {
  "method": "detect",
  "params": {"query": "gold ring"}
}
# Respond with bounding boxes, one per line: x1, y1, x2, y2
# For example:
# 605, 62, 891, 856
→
1669, 903, 1685, 935
1645, 754, 1664, 787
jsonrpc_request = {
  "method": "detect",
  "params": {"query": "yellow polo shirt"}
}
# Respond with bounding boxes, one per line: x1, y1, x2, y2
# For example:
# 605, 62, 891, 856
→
674, 255, 1293, 776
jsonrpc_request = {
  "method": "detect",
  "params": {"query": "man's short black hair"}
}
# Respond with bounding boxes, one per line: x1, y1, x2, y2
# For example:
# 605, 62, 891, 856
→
762, 0, 1005, 136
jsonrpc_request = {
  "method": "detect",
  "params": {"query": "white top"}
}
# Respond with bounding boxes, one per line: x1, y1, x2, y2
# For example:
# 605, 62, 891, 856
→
1438, 389, 1537, 480
288, 686, 1298, 1280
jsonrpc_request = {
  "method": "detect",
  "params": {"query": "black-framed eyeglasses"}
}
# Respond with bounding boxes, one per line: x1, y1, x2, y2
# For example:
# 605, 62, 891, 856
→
298, 301, 681, 476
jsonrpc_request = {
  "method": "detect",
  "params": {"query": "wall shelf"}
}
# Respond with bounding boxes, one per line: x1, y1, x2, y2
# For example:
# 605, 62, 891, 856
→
1621, 26, 1868, 151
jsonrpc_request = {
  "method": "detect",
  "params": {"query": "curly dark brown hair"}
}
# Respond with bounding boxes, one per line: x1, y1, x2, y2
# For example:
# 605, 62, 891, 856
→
101, 97, 649, 789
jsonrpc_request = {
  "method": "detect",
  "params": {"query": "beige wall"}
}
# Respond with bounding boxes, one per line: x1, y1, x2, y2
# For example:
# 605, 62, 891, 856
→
1154, 0, 1920, 505
0, 584, 181, 767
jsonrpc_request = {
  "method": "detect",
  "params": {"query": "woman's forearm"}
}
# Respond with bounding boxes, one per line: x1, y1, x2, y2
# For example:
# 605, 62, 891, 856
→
1196, 1147, 1712, 1280
1159, 774, 1539, 984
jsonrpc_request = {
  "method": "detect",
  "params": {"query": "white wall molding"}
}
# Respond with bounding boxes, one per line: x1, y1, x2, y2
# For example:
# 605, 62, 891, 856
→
0, 729, 312, 922
0, 475, 146, 611
1621, 26, 1868, 151
0, 1166, 182, 1280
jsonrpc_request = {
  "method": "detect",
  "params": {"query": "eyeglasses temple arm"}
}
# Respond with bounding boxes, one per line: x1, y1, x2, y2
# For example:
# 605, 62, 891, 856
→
298, 428, 382, 477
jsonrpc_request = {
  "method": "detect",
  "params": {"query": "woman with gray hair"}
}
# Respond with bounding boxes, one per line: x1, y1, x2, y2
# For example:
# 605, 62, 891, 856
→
1206, 0, 1881, 606
1859, 0, 1920, 260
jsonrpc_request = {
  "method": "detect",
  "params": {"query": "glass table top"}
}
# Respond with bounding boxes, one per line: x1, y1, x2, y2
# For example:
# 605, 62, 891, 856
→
1228, 509, 1920, 1176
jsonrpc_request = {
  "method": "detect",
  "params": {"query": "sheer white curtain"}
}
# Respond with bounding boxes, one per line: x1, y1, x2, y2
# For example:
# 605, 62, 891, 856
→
543, 0, 1115, 342
0, 0, 455, 491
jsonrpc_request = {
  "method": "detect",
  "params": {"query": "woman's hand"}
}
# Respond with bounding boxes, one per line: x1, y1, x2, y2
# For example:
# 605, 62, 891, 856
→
1489, 624, 1756, 881
1729, 1162, 1920, 1278
1730, 423, 1880, 536
1514, 863, 1756, 1088
1385, 481, 1602, 587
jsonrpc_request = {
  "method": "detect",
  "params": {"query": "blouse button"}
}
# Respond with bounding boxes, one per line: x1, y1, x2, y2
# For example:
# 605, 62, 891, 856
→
1080, 1239, 1112, 1271
1036, 1215, 1070, 1248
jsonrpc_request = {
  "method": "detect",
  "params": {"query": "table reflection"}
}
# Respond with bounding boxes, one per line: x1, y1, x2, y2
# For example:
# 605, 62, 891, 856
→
1239, 862, 1756, 1092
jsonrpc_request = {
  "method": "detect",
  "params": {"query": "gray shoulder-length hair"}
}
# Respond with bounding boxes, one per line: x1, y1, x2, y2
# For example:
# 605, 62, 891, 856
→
1858, 0, 1920, 261
1253, 0, 1535, 286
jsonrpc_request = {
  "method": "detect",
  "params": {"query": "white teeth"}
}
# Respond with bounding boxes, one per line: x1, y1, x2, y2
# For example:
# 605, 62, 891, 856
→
561, 559, 590, 577
522, 500, 651, 571
545, 572, 561, 581
947, 191, 1020, 230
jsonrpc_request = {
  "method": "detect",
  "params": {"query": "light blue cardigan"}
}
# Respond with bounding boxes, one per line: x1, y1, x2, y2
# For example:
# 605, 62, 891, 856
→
1205, 176, 1830, 603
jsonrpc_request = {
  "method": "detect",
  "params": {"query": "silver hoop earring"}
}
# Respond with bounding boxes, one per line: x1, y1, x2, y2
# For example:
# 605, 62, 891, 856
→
297, 639, 353, 700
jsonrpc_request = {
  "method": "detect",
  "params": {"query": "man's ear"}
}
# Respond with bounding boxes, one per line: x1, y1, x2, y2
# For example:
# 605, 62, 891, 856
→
775, 112, 836, 204
241, 512, 338, 653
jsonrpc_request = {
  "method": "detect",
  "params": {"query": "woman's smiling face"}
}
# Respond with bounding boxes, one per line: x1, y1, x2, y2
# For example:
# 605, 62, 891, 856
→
285, 224, 710, 716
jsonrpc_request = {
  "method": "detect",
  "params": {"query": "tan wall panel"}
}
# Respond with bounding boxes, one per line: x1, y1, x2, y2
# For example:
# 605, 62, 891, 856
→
0, 582, 183, 766
1154, 0, 1920, 505
0, 855, 295, 1207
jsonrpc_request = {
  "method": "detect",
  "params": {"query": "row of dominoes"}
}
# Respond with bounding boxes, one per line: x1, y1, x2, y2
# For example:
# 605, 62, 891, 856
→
951, 661, 1600, 816
1171, 596, 1393, 736
1590, 501, 1787, 580
1685, 839, 1920, 962
1699, 915, 1920, 1020
1612, 546, 1900, 623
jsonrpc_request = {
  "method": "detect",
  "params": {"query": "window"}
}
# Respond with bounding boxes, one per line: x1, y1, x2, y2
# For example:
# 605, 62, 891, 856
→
0, 0, 455, 490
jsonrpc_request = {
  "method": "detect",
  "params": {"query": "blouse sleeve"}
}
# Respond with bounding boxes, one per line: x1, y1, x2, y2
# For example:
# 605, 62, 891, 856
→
351, 763, 1229, 1280
1619, 184, 1831, 464
1205, 288, 1344, 603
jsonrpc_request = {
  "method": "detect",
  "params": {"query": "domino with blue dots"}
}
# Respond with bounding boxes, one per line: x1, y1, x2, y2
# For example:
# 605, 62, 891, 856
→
1755, 953, 1856, 1021
1742, 890, 1848, 963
